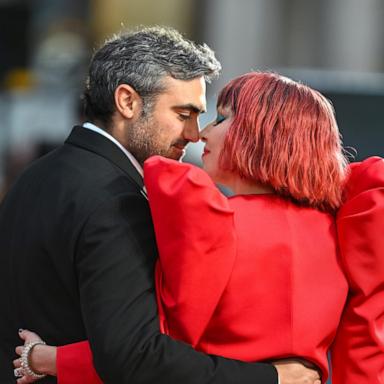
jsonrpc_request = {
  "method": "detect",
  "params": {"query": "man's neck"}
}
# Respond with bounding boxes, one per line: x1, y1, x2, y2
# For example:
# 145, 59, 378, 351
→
82, 122, 144, 178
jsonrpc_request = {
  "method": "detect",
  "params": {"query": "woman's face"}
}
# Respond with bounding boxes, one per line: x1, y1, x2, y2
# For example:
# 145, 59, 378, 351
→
200, 106, 233, 184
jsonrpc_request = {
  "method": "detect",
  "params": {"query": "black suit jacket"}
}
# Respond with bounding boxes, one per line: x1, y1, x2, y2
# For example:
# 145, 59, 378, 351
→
0, 126, 277, 383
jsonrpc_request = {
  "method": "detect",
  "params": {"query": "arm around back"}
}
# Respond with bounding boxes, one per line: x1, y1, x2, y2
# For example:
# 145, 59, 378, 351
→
75, 190, 278, 384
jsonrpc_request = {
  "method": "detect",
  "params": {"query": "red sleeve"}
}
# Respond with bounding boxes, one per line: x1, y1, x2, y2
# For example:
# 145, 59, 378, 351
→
144, 156, 236, 348
57, 341, 102, 384
332, 156, 384, 383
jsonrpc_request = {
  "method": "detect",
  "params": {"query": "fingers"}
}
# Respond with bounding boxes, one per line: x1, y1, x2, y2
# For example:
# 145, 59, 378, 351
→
311, 369, 321, 381
18, 328, 26, 341
273, 360, 322, 384
14, 355, 35, 383
16, 329, 44, 357
14, 332, 45, 384
18, 329, 42, 343
15, 370, 39, 384
13, 358, 22, 368
310, 372, 321, 382
14, 367, 24, 379
17, 376, 37, 384
15, 346, 24, 356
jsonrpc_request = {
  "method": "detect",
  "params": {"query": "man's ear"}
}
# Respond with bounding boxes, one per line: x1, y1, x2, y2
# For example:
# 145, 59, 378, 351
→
114, 84, 142, 119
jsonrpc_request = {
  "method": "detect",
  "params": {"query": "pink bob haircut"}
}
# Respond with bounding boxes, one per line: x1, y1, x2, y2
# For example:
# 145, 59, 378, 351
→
218, 72, 348, 212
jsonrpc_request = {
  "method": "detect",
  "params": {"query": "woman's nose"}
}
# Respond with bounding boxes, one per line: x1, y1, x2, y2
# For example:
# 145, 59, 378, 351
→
199, 123, 211, 141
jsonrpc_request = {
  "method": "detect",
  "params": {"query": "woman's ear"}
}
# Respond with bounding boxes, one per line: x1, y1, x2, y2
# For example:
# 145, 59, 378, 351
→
114, 84, 142, 119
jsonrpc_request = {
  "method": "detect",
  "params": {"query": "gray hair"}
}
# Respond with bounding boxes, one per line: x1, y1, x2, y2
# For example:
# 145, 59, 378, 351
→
83, 26, 221, 126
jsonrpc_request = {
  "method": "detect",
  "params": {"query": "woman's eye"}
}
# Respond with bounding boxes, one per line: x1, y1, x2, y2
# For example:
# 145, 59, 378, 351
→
213, 113, 226, 126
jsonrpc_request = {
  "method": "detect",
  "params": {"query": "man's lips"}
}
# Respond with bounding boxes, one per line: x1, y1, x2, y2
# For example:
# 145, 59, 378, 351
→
172, 145, 186, 155
171, 144, 187, 158
172, 140, 189, 151
173, 144, 186, 150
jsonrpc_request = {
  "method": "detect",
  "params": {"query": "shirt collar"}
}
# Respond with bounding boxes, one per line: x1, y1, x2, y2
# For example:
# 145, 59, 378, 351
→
82, 122, 144, 178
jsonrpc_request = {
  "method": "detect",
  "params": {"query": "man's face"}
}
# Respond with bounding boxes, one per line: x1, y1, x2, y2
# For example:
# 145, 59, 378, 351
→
126, 76, 207, 163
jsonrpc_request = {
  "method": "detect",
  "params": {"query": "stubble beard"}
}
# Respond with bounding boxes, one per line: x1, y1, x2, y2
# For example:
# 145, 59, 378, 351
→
125, 114, 178, 165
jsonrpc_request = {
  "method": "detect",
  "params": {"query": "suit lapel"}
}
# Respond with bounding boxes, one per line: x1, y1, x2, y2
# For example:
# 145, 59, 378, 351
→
65, 126, 144, 190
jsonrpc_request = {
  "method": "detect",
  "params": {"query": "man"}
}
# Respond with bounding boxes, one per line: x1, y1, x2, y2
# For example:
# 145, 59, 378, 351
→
0, 27, 320, 383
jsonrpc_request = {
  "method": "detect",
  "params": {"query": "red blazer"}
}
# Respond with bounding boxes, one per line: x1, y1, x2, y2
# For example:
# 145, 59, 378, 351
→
145, 157, 347, 383
56, 156, 383, 383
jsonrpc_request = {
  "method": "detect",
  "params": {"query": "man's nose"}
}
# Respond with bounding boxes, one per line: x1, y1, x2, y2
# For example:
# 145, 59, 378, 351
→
183, 124, 200, 143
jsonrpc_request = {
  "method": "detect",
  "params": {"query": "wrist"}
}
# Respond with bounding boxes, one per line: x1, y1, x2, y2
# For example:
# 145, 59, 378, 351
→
30, 345, 57, 376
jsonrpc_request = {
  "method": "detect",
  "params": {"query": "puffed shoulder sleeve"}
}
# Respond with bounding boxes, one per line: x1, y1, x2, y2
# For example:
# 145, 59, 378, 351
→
143, 156, 236, 347
332, 156, 384, 383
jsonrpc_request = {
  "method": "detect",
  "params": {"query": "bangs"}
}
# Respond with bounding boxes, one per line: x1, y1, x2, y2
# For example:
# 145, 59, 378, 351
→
217, 73, 253, 112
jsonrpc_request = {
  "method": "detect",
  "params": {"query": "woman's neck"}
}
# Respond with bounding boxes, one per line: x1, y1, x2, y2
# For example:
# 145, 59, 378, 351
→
223, 176, 274, 196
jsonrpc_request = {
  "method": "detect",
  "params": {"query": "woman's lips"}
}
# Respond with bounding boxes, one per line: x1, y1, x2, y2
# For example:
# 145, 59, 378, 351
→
202, 148, 210, 157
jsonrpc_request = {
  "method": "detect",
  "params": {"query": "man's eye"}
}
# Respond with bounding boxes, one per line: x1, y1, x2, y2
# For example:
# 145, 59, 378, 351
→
178, 114, 191, 121
213, 114, 226, 126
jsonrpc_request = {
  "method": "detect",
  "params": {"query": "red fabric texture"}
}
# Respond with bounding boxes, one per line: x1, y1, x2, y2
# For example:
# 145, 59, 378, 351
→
331, 156, 384, 384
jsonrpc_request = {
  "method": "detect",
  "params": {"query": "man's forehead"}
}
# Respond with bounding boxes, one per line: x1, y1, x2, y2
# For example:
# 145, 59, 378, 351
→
161, 76, 207, 112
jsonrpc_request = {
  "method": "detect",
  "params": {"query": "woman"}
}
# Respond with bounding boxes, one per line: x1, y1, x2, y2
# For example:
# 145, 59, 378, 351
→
15, 72, 350, 383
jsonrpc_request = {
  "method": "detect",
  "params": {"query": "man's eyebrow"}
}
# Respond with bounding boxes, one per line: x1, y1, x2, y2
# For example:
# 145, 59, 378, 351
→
173, 104, 206, 114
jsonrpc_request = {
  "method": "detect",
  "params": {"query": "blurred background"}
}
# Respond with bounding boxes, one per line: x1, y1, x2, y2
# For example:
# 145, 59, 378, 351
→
1, 0, 383, 205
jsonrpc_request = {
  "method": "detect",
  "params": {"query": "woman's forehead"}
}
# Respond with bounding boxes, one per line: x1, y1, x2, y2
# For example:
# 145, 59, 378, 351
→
216, 104, 233, 115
